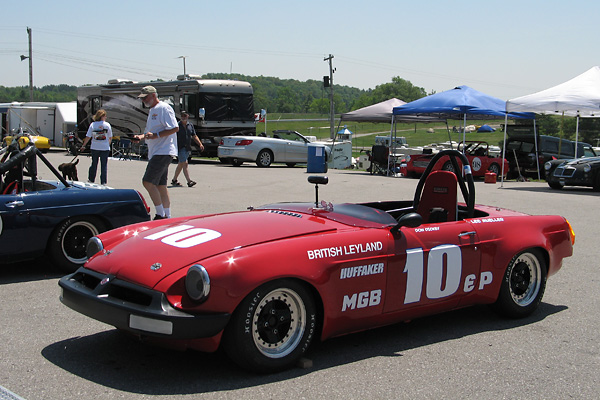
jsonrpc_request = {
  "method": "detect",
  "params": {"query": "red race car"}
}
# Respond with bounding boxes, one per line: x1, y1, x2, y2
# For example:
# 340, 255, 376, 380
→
402, 141, 508, 178
59, 150, 574, 373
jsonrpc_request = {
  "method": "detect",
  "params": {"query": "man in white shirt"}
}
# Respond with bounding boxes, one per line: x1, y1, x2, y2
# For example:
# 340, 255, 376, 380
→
134, 85, 179, 220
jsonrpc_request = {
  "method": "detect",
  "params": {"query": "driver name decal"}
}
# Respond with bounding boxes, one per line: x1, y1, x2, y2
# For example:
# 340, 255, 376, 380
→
307, 241, 383, 260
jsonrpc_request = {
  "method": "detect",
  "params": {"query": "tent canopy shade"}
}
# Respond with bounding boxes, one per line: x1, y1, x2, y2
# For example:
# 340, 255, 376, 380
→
341, 98, 443, 123
506, 66, 600, 117
393, 85, 534, 120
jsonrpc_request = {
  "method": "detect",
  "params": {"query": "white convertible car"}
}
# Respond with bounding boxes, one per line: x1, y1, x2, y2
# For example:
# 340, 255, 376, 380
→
218, 130, 329, 167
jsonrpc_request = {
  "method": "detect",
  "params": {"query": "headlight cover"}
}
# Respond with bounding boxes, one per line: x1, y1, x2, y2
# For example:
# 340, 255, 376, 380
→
86, 237, 104, 258
544, 162, 552, 171
185, 264, 211, 302
583, 164, 592, 173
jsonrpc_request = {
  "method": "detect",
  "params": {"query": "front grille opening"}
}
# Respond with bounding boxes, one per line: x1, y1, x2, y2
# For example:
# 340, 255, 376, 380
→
108, 284, 153, 307
77, 272, 101, 290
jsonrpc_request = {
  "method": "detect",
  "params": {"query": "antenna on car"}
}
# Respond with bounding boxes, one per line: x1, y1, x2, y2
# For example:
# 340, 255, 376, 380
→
308, 175, 328, 207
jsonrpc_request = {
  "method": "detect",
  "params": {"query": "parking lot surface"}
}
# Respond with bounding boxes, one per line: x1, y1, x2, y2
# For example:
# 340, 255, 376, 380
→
1, 151, 598, 399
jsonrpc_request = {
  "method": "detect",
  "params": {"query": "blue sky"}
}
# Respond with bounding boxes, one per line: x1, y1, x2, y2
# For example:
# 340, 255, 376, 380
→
1, 0, 598, 100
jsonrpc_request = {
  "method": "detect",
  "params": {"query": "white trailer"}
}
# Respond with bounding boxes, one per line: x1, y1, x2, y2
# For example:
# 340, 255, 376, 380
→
0, 102, 76, 146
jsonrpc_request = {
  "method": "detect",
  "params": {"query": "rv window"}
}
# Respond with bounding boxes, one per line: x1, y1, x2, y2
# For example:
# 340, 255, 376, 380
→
91, 97, 101, 115
159, 95, 175, 109
182, 94, 199, 118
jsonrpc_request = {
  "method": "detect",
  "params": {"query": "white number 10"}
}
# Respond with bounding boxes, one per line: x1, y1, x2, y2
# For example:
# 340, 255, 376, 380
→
403, 244, 462, 304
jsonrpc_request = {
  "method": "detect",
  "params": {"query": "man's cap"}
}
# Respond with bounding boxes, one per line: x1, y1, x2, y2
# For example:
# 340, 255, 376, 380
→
138, 86, 157, 98
181, 110, 189, 116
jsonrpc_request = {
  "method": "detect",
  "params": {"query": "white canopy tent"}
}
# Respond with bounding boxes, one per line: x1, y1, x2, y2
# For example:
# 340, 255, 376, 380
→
502, 66, 600, 182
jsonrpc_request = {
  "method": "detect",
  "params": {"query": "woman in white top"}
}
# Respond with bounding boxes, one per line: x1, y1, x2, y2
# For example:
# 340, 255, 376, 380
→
81, 109, 113, 185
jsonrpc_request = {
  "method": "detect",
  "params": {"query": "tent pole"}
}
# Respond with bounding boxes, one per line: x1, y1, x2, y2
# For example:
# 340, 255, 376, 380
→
575, 114, 580, 157
534, 119, 540, 180
445, 121, 452, 149
501, 112, 508, 187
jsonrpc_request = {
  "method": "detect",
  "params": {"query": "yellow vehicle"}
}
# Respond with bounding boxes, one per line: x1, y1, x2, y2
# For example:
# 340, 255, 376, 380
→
3, 129, 51, 153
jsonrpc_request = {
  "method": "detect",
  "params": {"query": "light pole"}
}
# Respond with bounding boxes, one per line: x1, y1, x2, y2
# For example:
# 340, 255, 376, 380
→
20, 27, 33, 102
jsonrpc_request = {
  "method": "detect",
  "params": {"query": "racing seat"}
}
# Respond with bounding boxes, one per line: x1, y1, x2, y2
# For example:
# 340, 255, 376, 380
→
369, 145, 389, 175
416, 170, 458, 223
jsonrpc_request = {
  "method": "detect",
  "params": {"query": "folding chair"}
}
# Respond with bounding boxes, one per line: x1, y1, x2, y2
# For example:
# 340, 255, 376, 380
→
369, 145, 389, 175
117, 138, 132, 160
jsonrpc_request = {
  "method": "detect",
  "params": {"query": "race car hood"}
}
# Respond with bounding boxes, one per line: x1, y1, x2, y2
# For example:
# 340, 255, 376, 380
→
87, 210, 337, 288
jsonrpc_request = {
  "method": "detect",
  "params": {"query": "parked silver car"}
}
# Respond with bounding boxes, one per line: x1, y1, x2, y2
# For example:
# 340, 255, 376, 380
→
218, 130, 325, 167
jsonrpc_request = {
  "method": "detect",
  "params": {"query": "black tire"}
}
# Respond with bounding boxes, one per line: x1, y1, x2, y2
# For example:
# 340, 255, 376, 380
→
593, 173, 600, 192
218, 158, 230, 164
441, 160, 455, 172
223, 279, 317, 373
492, 249, 547, 318
230, 158, 244, 167
488, 163, 500, 176
286, 163, 296, 168
48, 216, 107, 273
548, 181, 564, 190
256, 150, 273, 167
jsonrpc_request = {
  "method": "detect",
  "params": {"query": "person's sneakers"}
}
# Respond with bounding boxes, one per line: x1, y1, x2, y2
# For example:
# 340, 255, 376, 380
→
171, 179, 182, 186
187, 180, 197, 187
153, 214, 166, 220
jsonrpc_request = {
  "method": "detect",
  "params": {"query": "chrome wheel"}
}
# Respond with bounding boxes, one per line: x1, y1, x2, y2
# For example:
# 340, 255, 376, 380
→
508, 252, 542, 307
252, 288, 306, 359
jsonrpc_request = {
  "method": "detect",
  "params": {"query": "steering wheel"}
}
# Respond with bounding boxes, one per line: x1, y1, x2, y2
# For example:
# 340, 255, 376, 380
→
413, 149, 475, 219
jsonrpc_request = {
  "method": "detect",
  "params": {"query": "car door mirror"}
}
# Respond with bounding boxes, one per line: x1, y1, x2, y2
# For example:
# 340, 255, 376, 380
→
391, 212, 422, 234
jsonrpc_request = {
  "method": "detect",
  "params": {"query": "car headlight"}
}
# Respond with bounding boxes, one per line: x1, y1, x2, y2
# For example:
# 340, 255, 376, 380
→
86, 237, 104, 258
544, 162, 552, 171
583, 164, 591, 173
185, 264, 210, 302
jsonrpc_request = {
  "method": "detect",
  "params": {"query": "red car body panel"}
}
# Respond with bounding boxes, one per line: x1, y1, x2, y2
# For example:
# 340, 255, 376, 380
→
403, 142, 509, 178
60, 198, 573, 354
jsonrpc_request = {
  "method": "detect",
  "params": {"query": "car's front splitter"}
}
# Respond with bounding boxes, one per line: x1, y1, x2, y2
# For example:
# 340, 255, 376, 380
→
59, 267, 230, 339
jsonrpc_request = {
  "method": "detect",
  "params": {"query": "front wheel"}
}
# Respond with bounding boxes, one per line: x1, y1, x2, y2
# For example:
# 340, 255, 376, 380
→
223, 280, 317, 373
548, 181, 564, 190
492, 249, 547, 318
48, 216, 107, 273
488, 163, 500, 176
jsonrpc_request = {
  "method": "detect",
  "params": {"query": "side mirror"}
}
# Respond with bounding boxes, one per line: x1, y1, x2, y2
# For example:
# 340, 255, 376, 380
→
308, 175, 328, 207
391, 212, 422, 234
198, 108, 206, 120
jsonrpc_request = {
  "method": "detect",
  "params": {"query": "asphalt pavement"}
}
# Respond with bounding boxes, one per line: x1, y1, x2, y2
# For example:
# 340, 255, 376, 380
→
1, 151, 598, 399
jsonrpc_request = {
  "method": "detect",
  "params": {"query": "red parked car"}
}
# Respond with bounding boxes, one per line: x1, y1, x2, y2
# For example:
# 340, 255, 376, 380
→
59, 150, 574, 373
402, 141, 508, 178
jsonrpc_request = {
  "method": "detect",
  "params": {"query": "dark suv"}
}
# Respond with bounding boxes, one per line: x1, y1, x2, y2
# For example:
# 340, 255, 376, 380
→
505, 134, 596, 179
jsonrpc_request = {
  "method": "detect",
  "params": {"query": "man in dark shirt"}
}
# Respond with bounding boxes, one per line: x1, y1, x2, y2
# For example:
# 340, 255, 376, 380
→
171, 110, 203, 187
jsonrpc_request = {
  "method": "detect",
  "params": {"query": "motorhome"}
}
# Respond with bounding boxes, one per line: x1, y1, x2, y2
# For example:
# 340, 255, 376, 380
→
77, 76, 256, 157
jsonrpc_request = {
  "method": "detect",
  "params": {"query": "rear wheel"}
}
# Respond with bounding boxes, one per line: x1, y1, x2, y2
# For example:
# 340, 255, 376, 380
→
256, 150, 273, 167
49, 216, 107, 273
223, 280, 317, 373
492, 249, 547, 318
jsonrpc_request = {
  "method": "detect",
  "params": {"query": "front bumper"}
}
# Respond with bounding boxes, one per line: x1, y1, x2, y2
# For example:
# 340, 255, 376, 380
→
59, 268, 230, 339
547, 167, 594, 187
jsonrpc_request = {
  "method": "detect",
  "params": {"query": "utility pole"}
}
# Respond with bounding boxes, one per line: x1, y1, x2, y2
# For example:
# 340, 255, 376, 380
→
26, 27, 33, 102
324, 54, 335, 139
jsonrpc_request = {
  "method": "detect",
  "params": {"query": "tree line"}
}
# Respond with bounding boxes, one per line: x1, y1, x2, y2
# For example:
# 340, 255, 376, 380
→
0, 74, 428, 114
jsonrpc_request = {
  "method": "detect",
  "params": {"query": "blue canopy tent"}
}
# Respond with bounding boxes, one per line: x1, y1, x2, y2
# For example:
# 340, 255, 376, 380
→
392, 85, 533, 178
392, 85, 532, 142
